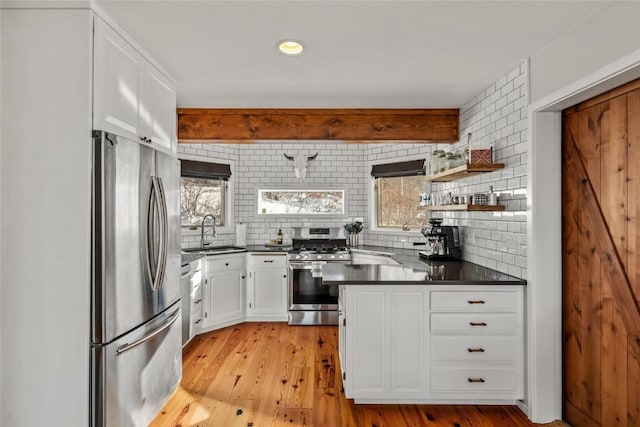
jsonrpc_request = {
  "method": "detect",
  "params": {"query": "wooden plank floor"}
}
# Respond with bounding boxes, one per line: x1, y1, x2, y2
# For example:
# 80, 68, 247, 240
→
151, 322, 566, 427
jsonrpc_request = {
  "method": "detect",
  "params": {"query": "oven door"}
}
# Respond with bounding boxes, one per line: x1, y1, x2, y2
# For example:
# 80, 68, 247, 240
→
288, 262, 339, 310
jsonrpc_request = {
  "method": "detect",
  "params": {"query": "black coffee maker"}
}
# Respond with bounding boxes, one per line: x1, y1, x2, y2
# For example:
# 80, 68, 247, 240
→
419, 218, 462, 261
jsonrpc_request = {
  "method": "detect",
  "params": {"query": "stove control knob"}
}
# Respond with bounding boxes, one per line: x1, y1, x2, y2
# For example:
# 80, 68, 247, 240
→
330, 254, 336, 259
338, 254, 344, 259
317, 255, 322, 259
295, 255, 301, 259
303, 254, 309, 260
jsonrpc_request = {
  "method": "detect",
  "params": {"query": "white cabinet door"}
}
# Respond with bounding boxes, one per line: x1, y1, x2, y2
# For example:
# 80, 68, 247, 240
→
247, 269, 287, 318
93, 17, 176, 152
142, 64, 176, 151
349, 290, 385, 396
93, 17, 142, 141
201, 254, 246, 331
344, 286, 427, 400
246, 253, 288, 320
338, 286, 346, 382
210, 270, 245, 325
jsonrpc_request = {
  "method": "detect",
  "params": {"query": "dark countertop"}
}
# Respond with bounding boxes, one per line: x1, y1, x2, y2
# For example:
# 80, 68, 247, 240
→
181, 252, 204, 265
245, 244, 291, 252
324, 244, 526, 286
181, 244, 290, 264
180, 242, 524, 285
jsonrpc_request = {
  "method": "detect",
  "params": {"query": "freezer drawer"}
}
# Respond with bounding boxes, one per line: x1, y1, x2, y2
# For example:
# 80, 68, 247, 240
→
91, 303, 182, 427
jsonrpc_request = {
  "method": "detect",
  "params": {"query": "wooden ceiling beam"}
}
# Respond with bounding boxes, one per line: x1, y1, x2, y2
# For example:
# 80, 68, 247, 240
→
177, 108, 459, 143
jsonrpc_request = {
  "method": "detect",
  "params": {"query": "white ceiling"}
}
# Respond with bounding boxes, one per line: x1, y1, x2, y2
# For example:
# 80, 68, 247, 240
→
96, 0, 607, 109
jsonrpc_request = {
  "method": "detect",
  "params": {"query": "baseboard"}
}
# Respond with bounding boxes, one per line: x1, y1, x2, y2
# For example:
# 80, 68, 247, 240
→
516, 400, 529, 418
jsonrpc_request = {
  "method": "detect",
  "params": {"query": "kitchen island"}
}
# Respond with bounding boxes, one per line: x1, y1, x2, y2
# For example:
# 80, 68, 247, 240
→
323, 254, 525, 406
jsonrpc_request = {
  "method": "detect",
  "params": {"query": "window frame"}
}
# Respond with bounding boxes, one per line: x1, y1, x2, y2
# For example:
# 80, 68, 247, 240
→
255, 187, 346, 217
368, 158, 428, 235
178, 154, 235, 234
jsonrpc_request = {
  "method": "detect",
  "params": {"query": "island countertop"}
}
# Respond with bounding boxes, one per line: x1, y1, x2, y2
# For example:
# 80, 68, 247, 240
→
322, 255, 525, 286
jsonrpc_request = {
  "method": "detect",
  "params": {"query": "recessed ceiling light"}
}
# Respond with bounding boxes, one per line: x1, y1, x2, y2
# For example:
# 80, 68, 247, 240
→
277, 40, 304, 56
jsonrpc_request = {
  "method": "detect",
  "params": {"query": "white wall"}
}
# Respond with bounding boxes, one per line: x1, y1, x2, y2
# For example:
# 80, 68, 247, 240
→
530, 1, 640, 104
1, 9, 92, 426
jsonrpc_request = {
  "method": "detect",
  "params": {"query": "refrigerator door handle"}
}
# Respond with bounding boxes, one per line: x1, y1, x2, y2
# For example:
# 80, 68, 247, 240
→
146, 178, 157, 290
115, 308, 180, 356
147, 177, 164, 292
155, 177, 168, 290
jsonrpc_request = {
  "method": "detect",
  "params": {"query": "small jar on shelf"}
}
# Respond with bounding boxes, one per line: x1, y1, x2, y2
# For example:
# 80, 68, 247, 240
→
430, 150, 445, 174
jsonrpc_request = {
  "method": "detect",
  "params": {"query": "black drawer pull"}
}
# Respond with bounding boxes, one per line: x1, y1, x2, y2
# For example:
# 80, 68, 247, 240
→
467, 348, 485, 353
264, 260, 274, 263
468, 378, 485, 383
194, 299, 202, 304
469, 322, 487, 326
225, 263, 229, 266
468, 300, 485, 304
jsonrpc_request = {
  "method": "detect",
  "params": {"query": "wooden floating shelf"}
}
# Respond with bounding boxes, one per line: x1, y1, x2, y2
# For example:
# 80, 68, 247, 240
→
422, 204, 506, 212
428, 163, 505, 182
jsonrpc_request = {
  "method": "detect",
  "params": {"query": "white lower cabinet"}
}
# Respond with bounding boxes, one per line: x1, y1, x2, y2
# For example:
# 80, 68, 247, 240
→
428, 287, 524, 401
201, 254, 246, 331
246, 253, 288, 320
339, 284, 524, 404
338, 286, 346, 379
189, 259, 204, 340
342, 285, 428, 401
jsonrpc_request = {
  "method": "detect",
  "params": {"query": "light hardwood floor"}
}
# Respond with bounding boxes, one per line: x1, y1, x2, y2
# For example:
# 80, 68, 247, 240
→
151, 322, 567, 427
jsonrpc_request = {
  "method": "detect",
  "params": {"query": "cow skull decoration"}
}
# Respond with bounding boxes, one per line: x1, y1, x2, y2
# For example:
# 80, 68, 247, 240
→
283, 152, 318, 182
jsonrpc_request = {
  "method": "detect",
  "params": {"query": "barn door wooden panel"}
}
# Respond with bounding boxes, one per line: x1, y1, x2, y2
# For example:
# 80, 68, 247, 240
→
563, 81, 640, 427
627, 88, 640, 426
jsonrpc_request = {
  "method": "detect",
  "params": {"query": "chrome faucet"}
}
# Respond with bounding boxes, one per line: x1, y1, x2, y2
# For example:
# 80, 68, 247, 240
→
200, 214, 217, 248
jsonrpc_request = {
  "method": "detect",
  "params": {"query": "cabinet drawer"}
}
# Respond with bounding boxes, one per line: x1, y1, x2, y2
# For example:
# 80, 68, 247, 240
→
208, 255, 245, 271
248, 252, 287, 268
430, 313, 519, 334
191, 290, 203, 311
430, 291, 518, 311
431, 336, 518, 363
192, 314, 203, 329
431, 366, 518, 393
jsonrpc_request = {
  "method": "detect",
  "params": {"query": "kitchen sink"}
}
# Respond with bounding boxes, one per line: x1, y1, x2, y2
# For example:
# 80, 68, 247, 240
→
182, 246, 247, 255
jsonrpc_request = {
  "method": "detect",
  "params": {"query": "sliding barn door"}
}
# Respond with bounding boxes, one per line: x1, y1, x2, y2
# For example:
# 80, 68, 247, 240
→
562, 80, 640, 427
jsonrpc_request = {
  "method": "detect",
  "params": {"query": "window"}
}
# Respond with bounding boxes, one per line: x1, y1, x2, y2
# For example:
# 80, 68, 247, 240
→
371, 159, 427, 230
180, 159, 231, 227
257, 189, 345, 215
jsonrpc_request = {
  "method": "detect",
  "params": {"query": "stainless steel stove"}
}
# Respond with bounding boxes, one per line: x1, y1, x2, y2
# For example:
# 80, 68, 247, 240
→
288, 227, 350, 325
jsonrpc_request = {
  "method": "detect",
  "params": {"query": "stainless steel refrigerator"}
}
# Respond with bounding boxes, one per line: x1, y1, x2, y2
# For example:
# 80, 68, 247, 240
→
90, 131, 182, 427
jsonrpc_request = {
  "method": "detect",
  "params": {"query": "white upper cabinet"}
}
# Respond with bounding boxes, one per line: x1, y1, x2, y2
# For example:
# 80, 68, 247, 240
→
144, 66, 177, 150
93, 17, 176, 152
